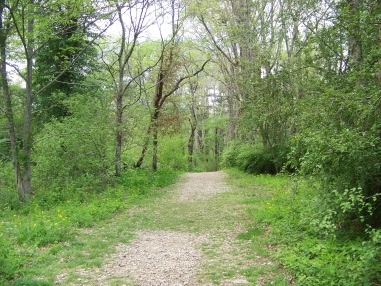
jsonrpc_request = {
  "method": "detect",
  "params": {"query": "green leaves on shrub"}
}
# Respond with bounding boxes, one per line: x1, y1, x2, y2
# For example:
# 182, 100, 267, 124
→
222, 142, 287, 174
233, 170, 381, 285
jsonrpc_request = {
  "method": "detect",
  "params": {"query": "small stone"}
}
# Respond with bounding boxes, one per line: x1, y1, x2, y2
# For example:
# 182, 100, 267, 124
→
232, 279, 249, 284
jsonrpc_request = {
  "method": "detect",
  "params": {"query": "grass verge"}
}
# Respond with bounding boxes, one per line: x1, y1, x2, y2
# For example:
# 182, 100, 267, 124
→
0, 168, 178, 285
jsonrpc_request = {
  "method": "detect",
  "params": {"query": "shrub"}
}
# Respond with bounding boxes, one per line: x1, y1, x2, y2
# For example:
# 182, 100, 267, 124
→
158, 135, 188, 171
222, 142, 288, 175
290, 128, 381, 227
232, 170, 381, 285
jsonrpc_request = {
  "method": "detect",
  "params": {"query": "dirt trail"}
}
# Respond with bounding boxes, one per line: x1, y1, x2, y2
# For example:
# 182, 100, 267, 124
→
59, 172, 263, 285
98, 172, 227, 285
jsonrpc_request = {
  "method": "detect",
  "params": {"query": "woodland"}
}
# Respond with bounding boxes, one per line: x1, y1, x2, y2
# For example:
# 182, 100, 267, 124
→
0, 0, 380, 284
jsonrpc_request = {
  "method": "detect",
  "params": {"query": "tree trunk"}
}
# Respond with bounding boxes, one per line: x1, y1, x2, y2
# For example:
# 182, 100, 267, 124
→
0, 3, 21, 200
152, 110, 159, 171
135, 68, 165, 170
214, 127, 219, 165
188, 120, 196, 164
115, 95, 123, 176
134, 127, 151, 169
151, 70, 164, 171
114, 4, 126, 177
348, 0, 363, 85
18, 1, 35, 202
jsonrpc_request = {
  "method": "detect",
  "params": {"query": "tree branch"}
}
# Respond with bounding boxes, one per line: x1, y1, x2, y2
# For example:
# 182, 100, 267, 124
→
198, 15, 237, 67
159, 58, 210, 108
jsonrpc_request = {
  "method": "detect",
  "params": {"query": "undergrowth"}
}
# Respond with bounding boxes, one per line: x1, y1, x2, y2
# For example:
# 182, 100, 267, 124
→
0, 168, 178, 285
227, 168, 381, 285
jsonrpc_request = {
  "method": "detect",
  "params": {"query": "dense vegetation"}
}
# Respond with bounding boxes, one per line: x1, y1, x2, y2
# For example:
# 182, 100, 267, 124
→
0, 0, 380, 284
228, 170, 381, 285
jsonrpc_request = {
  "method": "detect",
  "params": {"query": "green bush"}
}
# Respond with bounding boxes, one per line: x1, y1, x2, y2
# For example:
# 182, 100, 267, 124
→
222, 142, 287, 174
289, 128, 381, 227
230, 170, 381, 285
33, 93, 114, 194
158, 135, 188, 171
278, 234, 381, 285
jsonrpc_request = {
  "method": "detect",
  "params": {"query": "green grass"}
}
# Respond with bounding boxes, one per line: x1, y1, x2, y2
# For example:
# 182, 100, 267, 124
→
0, 168, 178, 285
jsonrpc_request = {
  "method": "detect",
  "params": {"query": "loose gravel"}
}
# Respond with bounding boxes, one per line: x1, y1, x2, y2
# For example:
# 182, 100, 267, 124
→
57, 171, 257, 285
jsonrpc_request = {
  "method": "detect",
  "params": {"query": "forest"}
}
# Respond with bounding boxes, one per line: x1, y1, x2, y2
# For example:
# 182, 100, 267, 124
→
0, 0, 380, 285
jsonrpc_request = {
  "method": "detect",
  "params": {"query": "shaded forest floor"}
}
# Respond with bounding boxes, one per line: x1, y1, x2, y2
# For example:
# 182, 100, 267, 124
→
46, 171, 289, 285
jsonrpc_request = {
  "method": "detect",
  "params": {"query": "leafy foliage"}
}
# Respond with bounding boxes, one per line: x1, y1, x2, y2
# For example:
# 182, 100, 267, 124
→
33, 0, 99, 121
228, 169, 381, 285
0, 234, 20, 282
33, 92, 114, 192
222, 141, 288, 175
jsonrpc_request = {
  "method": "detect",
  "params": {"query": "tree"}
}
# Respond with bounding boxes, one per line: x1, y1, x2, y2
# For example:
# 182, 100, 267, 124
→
0, 0, 112, 202
135, 40, 210, 170
33, 0, 99, 121
101, 0, 158, 177
0, 0, 36, 202
135, 0, 210, 171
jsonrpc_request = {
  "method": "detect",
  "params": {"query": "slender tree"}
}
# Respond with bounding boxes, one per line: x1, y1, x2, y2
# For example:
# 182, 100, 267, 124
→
0, 0, 113, 201
100, 0, 158, 176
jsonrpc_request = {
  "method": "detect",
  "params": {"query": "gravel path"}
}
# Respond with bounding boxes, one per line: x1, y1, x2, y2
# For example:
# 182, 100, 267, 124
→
101, 230, 207, 285
178, 172, 229, 202
100, 172, 228, 285
58, 171, 258, 285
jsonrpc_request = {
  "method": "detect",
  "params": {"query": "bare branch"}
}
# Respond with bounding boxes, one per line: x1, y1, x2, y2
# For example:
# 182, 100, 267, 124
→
198, 15, 237, 67
159, 58, 211, 108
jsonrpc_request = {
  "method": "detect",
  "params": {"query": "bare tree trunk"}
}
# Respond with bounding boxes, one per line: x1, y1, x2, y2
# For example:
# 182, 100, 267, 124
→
0, 2, 22, 200
11, 0, 35, 202
111, 1, 153, 176
114, 4, 128, 177
187, 119, 196, 164
152, 111, 159, 171
151, 70, 164, 172
115, 95, 123, 176
135, 127, 151, 169
135, 69, 163, 170
348, 0, 363, 86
